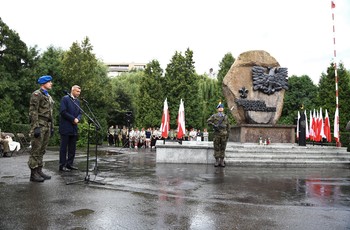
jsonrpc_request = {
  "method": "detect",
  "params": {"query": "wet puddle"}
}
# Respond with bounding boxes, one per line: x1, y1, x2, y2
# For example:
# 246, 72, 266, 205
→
71, 208, 95, 217
48, 149, 350, 208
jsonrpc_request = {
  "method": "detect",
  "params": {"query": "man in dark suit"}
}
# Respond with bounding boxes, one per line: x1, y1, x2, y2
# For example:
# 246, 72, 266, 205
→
59, 85, 82, 172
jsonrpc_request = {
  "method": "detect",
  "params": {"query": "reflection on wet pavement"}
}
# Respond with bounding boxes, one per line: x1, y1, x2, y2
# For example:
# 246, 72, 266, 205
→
48, 147, 350, 209
1, 146, 350, 229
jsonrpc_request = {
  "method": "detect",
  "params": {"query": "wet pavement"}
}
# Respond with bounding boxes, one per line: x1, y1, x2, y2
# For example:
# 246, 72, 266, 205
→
1, 146, 350, 230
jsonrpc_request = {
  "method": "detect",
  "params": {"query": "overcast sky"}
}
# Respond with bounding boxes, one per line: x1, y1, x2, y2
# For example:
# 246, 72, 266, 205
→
1, 0, 349, 83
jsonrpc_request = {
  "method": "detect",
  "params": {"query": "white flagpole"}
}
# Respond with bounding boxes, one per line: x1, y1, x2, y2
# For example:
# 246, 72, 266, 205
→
331, 1, 341, 146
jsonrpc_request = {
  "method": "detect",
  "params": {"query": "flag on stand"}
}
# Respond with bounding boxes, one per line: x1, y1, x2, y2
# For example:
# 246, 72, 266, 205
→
319, 108, 325, 141
334, 107, 340, 143
176, 99, 186, 139
305, 110, 309, 139
296, 111, 300, 140
309, 110, 315, 141
324, 109, 331, 142
160, 98, 170, 139
312, 109, 318, 141
315, 110, 321, 141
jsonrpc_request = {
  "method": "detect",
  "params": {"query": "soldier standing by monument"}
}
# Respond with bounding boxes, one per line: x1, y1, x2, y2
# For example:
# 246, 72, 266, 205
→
28, 75, 54, 182
207, 102, 230, 167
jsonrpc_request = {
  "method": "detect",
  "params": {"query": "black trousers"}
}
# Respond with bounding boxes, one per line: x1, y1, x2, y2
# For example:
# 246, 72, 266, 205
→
59, 134, 77, 167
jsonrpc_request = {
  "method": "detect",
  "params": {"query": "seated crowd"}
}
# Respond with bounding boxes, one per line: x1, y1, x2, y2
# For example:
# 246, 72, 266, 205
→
0, 132, 22, 157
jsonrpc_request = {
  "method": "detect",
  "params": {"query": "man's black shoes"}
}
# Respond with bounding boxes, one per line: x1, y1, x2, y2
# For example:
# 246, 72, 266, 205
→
59, 165, 78, 171
59, 166, 71, 172
66, 165, 78, 170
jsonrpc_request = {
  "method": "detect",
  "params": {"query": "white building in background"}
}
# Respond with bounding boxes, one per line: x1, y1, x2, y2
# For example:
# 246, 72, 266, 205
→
207, 68, 217, 79
106, 62, 147, 77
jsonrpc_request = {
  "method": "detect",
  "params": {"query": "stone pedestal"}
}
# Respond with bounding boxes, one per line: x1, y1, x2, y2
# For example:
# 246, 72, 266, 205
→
156, 140, 215, 164
230, 124, 296, 143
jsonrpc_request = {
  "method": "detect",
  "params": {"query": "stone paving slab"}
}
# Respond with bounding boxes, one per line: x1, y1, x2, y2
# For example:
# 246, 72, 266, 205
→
1, 145, 350, 229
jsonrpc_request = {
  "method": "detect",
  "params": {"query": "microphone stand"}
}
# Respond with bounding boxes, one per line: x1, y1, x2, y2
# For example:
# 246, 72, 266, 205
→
82, 99, 104, 175
65, 94, 105, 185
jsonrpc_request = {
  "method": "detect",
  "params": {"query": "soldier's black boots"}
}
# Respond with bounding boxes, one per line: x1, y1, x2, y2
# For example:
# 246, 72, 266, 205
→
37, 166, 51, 180
219, 158, 226, 167
30, 168, 45, 182
214, 158, 226, 167
214, 158, 219, 167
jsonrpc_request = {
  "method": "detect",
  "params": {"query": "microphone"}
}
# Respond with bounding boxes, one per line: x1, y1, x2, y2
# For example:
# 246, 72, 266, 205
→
82, 98, 89, 104
63, 90, 73, 99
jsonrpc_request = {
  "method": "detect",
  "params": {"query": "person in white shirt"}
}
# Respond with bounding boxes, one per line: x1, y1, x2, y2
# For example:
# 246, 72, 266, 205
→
189, 128, 197, 141
202, 128, 209, 142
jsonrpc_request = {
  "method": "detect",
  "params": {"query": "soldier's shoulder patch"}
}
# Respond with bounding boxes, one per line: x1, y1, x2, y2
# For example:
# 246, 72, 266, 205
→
34, 92, 39, 96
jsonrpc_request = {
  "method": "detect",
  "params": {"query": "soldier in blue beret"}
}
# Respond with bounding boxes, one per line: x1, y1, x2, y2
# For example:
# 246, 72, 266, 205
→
37, 75, 52, 84
28, 75, 54, 182
207, 102, 230, 167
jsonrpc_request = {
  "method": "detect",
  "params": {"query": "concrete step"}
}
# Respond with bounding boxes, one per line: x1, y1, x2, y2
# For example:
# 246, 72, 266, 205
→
226, 151, 349, 156
224, 159, 350, 168
155, 141, 350, 167
226, 146, 347, 154
226, 154, 350, 160
225, 143, 350, 166
228, 150, 348, 155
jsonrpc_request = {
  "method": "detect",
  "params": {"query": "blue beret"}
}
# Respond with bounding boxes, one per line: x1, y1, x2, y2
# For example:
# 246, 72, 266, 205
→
216, 103, 224, 109
37, 75, 52, 84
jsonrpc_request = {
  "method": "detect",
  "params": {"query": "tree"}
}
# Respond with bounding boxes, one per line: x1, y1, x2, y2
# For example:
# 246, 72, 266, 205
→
135, 60, 164, 128
0, 17, 38, 126
318, 62, 350, 135
280, 75, 318, 125
109, 71, 144, 128
61, 37, 111, 132
215, 53, 236, 125
0, 96, 21, 130
164, 48, 200, 129
217, 52, 235, 103
197, 75, 221, 128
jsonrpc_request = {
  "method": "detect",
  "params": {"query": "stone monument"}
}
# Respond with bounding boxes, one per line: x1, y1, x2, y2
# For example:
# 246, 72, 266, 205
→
223, 50, 295, 143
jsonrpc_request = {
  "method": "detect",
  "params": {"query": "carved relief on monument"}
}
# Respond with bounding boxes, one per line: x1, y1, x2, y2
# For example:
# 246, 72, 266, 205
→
222, 50, 288, 125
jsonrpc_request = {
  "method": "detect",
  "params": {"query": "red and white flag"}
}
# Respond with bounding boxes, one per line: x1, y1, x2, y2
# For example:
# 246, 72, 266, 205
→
176, 99, 186, 139
334, 107, 340, 143
309, 110, 315, 141
305, 110, 309, 139
160, 98, 170, 139
324, 109, 331, 142
315, 110, 321, 141
312, 109, 317, 141
319, 108, 325, 140
296, 111, 301, 140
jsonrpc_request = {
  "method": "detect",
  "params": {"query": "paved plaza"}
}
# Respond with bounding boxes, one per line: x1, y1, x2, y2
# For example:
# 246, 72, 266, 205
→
0, 146, 350, 229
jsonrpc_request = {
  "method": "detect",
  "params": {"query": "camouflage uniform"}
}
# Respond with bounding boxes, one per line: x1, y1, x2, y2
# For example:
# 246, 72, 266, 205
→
28, 88, 54, 169
207, 111, 230, 166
